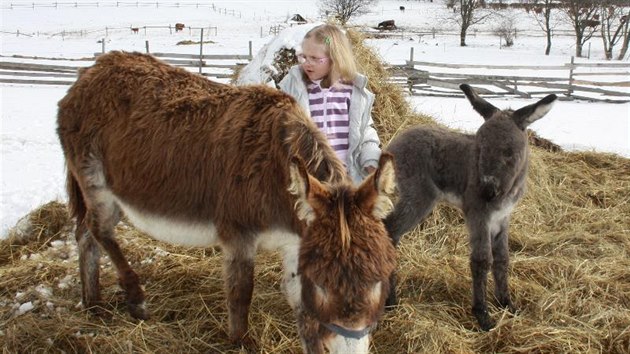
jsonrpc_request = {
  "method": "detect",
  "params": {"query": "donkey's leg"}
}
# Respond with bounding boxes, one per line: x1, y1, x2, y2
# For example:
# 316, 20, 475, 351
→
85, 205, 147, 320
297, 308, 325, 354
221, 238, 257, 348
280, 240, 301, 311
467, 215, 494, 331
75, 161, 147, 320
384, 191, 437, 307
75, 218, 103, 313
492, 217, 516, 313
279, 238, 325, 352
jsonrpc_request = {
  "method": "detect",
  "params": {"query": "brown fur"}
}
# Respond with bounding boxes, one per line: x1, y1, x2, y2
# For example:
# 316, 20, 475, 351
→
57, 51, 396, 352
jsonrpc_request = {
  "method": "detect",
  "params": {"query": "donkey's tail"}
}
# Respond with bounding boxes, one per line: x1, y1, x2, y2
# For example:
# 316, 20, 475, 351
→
66, 170, 87, 226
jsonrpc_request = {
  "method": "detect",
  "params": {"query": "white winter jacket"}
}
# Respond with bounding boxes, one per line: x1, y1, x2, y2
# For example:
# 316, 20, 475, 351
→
278, 65, 381, 184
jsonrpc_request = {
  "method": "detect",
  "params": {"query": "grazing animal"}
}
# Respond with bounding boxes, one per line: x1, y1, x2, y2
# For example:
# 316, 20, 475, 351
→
175, 22, 185, 32
377, 20, 396, 30
399, 6, 405, 12
131, 27, 139, 34
582, 19, 600, 29
384, 84, 557, 331
57, 51, 398, 353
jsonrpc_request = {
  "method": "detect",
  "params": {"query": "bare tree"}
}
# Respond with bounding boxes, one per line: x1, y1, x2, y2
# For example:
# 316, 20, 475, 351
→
494, 13, 518, 47
618, 17, 630, 59
527, 0, 562, 55
448, 0, 493, 46
559, 0, 600, 57
318, 0, 378, 25
599, 0, 630, 60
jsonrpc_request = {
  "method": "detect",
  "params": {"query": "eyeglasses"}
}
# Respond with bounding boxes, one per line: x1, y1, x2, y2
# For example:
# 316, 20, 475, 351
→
297, 54, 330, 65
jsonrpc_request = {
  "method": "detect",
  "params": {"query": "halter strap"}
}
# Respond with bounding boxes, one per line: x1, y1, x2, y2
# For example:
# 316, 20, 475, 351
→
322, 322, 372, 340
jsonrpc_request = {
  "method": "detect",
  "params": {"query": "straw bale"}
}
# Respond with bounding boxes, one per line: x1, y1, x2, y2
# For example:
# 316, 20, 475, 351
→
1, 28, 629, 353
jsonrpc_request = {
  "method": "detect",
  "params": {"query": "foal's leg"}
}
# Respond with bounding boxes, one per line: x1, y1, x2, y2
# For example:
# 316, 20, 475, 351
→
384, 190, 437, 246
492, 217, 516, 312
384, 190, 437, 307
221, 237, 256, 348
467, 214, 494, 331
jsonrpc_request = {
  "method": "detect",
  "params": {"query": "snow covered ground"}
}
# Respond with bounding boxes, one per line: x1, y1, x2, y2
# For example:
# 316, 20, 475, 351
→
1, 0, 629, 237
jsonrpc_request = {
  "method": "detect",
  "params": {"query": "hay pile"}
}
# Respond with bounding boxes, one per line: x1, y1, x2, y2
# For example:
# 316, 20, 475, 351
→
1, 30, 629, 353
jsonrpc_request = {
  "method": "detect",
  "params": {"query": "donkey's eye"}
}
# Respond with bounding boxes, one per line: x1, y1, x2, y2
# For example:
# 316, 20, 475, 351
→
503, 148, 513, 157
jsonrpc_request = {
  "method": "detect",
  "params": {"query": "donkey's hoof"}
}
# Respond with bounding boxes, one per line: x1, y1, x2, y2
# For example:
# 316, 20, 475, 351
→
231, 334, 258, 353
86, 303, 112, 319
385, 294, 398, 310
128, 301, 150, 320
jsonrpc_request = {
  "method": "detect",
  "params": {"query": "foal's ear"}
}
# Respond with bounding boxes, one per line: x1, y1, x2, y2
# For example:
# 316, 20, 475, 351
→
357, 153, 397, 219
288, 156, 325, 224
460, 84, 498, 120
512, 94, 557, 130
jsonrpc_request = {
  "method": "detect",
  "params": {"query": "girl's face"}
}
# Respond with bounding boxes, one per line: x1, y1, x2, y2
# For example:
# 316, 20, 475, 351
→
300, 37, 332, 82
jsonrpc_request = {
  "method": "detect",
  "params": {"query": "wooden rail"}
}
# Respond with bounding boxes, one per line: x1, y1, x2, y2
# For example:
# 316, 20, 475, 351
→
393, 50, 630, 103
0, 46, 253, 85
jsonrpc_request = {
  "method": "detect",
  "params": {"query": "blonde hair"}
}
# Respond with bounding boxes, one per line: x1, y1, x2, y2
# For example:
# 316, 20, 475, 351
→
303, 24, 357, 87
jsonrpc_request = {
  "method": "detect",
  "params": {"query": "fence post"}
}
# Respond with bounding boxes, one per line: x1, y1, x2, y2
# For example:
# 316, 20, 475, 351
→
199, 28, 204, 74
101, 38, 105, 53
248, 40, 253, 60
408, 47, 414, 68
145, 40, 150, 53
567, 56, 575, 97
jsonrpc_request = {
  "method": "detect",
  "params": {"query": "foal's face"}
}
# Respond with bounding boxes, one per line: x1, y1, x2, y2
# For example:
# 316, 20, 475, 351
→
460, 84, 557, 201
289, 154, 397, 353
476, 113, 528, 200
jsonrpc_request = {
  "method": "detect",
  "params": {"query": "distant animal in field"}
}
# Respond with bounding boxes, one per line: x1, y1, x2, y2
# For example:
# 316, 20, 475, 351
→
131, 27, 139, 34
399, 6, 405, 12
57, 51, 397, 353
582, 19, 600, 29
175, 23, 185, 32
377, 20, 396, 30
384, 84, 557, 331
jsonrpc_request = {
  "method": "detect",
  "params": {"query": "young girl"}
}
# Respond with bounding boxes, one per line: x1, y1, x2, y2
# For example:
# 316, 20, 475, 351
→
278, 24, 382, 184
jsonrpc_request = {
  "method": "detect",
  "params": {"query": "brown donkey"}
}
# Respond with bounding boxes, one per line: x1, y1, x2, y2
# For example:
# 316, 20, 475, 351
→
385, 84, 557, 331
57, 51, 397, 353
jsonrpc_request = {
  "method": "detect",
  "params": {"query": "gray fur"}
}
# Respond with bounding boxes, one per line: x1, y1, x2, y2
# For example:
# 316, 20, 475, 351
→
385, 84, 556, 331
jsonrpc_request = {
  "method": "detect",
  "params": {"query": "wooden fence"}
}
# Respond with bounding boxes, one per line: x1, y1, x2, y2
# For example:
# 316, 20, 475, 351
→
3, 1, 242, 18
0, 41, 252, 85
388, 48, 630, 103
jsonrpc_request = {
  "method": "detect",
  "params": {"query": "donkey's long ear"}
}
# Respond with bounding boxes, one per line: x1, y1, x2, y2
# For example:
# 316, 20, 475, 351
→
356, 153, 397, 219
512, 94, 557, 130
289, 155, 325, 224
460, 84, 498, 120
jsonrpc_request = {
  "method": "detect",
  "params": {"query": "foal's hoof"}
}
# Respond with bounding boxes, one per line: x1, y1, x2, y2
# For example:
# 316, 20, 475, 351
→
128, 301, 150, 320
473, 308, 495, 331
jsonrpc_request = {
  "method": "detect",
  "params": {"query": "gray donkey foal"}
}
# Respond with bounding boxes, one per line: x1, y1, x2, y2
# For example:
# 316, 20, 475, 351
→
385, 84, 557, 331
